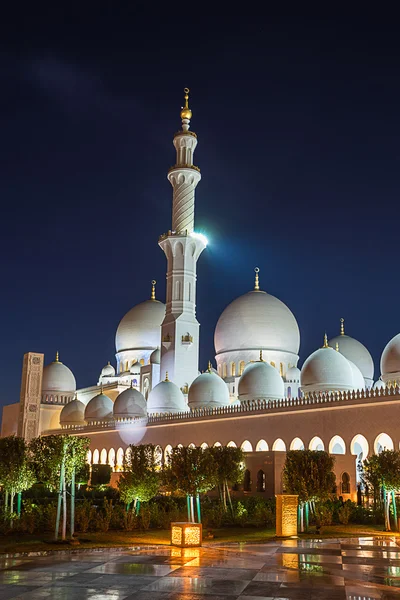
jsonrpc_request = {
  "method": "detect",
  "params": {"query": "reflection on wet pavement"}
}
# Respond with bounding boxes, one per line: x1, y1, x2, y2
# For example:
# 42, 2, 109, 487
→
1, 536, 400, 598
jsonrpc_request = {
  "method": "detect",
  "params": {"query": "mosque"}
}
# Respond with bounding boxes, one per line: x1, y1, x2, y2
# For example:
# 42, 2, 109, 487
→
2, 89, 400, 500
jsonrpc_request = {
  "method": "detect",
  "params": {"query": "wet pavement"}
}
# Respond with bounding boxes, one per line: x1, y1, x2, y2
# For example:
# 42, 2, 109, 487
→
1, 536, 400, 599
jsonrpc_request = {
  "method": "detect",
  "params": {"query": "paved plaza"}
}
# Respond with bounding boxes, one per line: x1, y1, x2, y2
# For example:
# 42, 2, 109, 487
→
1, 537, 400, 599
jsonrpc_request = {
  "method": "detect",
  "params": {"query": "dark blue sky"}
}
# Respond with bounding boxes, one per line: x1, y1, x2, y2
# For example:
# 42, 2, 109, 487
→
1, 11, 399, 410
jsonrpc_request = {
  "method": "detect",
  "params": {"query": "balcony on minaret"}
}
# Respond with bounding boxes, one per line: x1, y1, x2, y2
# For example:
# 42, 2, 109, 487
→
181, 333, 193, 348
162, 333, 173, 350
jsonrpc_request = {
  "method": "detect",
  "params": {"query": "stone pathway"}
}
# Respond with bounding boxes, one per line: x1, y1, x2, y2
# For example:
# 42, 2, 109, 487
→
1, 536, 400, 598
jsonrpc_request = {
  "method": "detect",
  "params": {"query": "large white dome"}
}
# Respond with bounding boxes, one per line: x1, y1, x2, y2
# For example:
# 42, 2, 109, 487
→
116, 299, 165, 353
147, 378, 188, 414
101, 362, 116, 378
113, 387, 146, 419
42, 355, 76, 394
347, 360, 365, 391
84, 392, 113, 422
329, 333, 374, 383
215, 290, 300, 356
301, 343, 354, 393
60, 399, 85, 426
238, 360, 284, 402
381, 333, 400, 380
188, 371, 230, 409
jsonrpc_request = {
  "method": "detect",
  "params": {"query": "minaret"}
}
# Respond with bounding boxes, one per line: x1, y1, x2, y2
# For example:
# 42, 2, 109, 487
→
159, 88, 207, 392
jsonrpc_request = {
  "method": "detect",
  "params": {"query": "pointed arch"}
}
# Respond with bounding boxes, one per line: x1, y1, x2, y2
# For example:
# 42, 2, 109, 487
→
329, 435, 346, 455
92, 449, 99, 465
108, 448, 115, 469
239, 361, 245, 376
256, 469, 266, 492
200, 442, 208, 450
86, 450, 92, 464
213, 441, 222, 448
290, 437, 305, 450
116, 447, 124, 469
100, 448, 107, 464
374, 433, 394, 454
241, 440, 253, 452
272, 438, 286, 451
227, 441, 237, 448
188, 443, 196, 449
350, 434, 369, 459
164, 444, 173, 464
256, 439, 268, 451
309, 436, 324, 451
154, 445, 163, 468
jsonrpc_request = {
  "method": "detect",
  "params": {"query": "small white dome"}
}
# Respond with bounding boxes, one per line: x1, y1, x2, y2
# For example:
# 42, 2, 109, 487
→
285, 366, 301, 382
130, 362, 141, 375
42, 356, 76, 393
238, 360, 284, 402
381, 333, 400, 378
215, 289, 300, 356
301, 345, 354, 393
329, 334, 374, 382
101, 362, 115, 378
188, 371, 230, 409
113, 387, 146, 419
147, 378, 188, 414
347, 360, 365, 391
60, 399, 85, 426
84, 392, 113, 422
116, 299, 165, 353
374, 378, 386, 390
150, 348, 161, 364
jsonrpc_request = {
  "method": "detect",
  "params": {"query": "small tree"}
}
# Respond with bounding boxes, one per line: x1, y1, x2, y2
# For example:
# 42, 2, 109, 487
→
283, 450, 336, 532
208, 446, 245, 515
363, 450, 400, 531
118, 444, 160, 516
164, 445, 216, 522
0, 436, 36, 524
29, 435, 90, 540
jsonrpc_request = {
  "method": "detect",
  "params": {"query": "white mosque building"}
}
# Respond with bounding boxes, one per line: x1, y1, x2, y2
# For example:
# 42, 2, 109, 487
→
2, 89, 400, 498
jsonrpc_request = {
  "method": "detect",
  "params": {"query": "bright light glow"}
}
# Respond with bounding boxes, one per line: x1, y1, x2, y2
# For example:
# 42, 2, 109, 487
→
171, 523, 202, 547
191, 231, 208, 246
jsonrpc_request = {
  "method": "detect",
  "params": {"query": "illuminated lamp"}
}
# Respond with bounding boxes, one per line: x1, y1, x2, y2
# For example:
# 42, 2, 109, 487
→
276, 495, 298, 537
171, 522, 202, 547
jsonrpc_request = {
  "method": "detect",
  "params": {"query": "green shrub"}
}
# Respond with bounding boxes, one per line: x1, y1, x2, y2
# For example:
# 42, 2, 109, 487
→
75, 499, 97, 533
338, 501, 353, 525
91, 465, 112, 487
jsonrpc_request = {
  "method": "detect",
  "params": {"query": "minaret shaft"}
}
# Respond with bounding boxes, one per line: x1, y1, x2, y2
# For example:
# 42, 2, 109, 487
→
159, 89, 206, 391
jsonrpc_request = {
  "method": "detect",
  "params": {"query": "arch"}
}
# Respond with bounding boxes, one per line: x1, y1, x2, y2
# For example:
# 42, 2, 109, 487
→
164, 444, 173, 464
256, 439, 268, 451
154, 445, 163, 468
116, 447, 124, 469
243, 469, 251, 492
100, 448, 107, 464
140, 358, 144, 366
222, 363, 227, 378
86, 450, 92, 464
287, 386, 292, 398
309, 436, 324, 451
227, 441, 237, 448
241, 440, 253, 452
108, 448, 115, 469
290, 437, 305, 450
125, 446, 132, 464
217, 364, 222, 376
350, 434, 369, 459
213, 441, 222, 448
231, 362, 236, 377
374, 433, 394, 454
329, 435, 346, 455
272, 438, 286, 451
125, 361, 129, 372
239, 361, 245, 376
188, 443, 196, 449
200, 442, 208, 450
92, 449, 99, 465
177, 443, 183, 449
256, 469, 266, 492
341, 471, 350, 494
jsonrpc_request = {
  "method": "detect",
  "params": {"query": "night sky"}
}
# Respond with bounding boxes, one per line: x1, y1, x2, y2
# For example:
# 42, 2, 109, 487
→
1, 11, 400, 410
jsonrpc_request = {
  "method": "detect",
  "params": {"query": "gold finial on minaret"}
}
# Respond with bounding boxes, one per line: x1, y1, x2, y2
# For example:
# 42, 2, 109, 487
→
336, 342, 339, 352
323, 333, 329, 348
180, 87, 192, 121
340, 317, 345, 336
254, 267, 260, 291
55, 351, 60, 363
259, 349, 264, 362
151, 280, 156, 301
165, 371, 169, 382
207, 360, 212, 373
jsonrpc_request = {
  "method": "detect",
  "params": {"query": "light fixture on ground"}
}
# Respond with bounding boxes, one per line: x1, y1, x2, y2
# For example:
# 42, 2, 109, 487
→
171, 521, 202, 547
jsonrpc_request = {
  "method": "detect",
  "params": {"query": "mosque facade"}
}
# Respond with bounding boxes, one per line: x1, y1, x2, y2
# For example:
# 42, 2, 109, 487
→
2, 90, 400, 500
